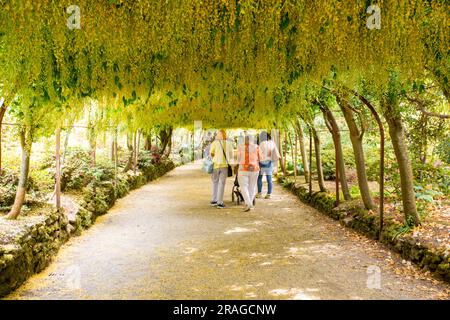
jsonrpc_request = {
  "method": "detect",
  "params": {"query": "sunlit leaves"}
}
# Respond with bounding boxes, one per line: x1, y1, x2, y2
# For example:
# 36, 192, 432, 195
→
0, 0, 447, 131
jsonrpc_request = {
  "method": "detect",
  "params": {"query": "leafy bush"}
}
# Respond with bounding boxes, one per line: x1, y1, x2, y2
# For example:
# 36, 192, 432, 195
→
60, 147, 92, 191
414, 185, 443, 202
435, 137, 450, 164
0, 171, 18, 208
0, 169, 41, 207
60, 147, 114, 191
413, 162, 450, 196
29, 169, 54, 193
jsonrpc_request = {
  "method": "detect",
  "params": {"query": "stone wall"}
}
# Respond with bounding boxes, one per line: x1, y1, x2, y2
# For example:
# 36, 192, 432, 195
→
278, 176, 450, 283
0, 212, 70, 296
0, 159, 176, 297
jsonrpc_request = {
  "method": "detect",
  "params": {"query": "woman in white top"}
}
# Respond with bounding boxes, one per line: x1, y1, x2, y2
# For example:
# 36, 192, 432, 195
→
257, 131, 280, 199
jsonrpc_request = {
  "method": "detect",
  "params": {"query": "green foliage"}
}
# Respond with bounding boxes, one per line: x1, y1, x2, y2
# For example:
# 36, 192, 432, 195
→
349, 185, 361, 198
414, 185, 443, 210
29, 169, 54, 193
60, 147, 92, 191
0, 169, 49, 207
413, 162, 450, 196
436, 137, 450, 164
0, 171, 18, 208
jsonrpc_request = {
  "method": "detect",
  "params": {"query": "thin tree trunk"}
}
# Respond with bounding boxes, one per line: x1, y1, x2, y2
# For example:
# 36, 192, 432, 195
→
277, 130, 286, 175
167, 131, 173, 157
0, 104, 7, 174
144, 133, 152, 151
288, 132, 296, 177
123, 132, 134, 172
320, 105, 351, 200
283, 131, 288, 175
55, 127, 62, 211
311, 127, 327, 192
419, 113, 428, 165
355, 92, 386, 237
294, 133, 298, 179
61, 126, 71, 168
55, 127, 61, 211
336, 95, 375, 209
7, 129, 31, 219
308, 128, 313, 195
294, 118, 309, 183
133, 130, 137, 174
88, 126, 97, 197
159, 127, 173, 155
382, 99, 420, 226
113, 129, 118, 187
110, 139, 116, 162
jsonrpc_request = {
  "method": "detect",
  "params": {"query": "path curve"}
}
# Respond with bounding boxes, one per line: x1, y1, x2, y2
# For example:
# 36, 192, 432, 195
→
6, 162, 449, 299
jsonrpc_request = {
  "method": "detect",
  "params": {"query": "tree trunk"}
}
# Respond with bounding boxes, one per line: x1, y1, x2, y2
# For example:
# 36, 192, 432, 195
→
123, 132, 134, 172
419, 113, 428, 165
0, 104, 7, 174
110, 139, 116, 162
288, 132, 297, 177
309, 128, 313, 194
294, 119, 309, 183
113, 129, 118, 187
61, 126, 71, 168
311, 127, 327, 192
55, 127, 62, 211
355, 92, 386, 238
133, 130, 138, 174
337, 95, 375, 209
320, 106, 351, 200
382, 99, 420, 226
7, 129, 31, 219
277, 130, 286, 175
294, 133, 298, 178
144, 133, 152, 151
166, 131, 173, 157
159, 127, 173, 155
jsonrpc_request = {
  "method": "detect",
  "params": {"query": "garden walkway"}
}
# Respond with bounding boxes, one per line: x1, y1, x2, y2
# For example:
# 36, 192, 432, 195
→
6, 162, 449, 299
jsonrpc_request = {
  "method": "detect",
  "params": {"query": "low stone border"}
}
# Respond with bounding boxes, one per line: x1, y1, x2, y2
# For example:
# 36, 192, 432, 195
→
278, 176, 450, 283
0, 159, 175, 297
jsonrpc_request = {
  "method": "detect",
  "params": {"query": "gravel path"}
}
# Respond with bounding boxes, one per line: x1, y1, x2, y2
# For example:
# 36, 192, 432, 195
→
6, 162, 449, 300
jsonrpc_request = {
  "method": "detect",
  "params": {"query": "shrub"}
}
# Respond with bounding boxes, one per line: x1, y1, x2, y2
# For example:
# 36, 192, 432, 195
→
413, 162, 450, 196
61, 147, 92, 191
435, 136, 450, 164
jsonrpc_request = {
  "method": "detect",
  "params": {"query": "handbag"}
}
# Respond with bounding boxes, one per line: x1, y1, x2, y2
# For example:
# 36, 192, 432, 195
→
202, 157, 214, 174
219, 140, 233, 177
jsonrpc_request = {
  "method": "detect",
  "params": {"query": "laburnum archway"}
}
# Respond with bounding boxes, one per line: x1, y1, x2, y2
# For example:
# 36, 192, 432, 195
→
0, 0, 448, 232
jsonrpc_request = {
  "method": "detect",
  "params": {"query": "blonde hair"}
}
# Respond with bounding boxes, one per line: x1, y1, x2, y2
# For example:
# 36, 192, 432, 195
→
217, 129, 227, 139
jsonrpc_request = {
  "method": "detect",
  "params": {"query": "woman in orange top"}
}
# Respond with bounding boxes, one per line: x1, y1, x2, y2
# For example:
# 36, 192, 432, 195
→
237, 135, 262, 212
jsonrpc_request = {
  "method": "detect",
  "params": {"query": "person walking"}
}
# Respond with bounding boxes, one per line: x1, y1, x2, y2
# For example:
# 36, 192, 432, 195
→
237, 135, 262, 212
209, 129, 234, 209
256, 130, 280, 199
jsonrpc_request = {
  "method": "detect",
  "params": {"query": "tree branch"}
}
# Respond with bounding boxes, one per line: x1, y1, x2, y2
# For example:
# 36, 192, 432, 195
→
406, 95, 450, 119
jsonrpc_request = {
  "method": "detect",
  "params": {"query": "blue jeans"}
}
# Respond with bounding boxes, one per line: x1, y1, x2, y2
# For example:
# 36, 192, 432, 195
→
257, 173, 273, 194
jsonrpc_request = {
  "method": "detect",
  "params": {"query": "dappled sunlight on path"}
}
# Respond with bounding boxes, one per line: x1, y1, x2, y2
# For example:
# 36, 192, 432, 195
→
6, 162, 449, 300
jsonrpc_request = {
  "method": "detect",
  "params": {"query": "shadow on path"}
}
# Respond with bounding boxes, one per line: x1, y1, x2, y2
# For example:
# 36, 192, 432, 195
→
6, 162, 450, 299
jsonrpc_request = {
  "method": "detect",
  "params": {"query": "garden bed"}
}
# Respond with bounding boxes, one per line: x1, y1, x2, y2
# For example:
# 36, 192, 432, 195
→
0, 159, 175, 297
278, 176, 450, 283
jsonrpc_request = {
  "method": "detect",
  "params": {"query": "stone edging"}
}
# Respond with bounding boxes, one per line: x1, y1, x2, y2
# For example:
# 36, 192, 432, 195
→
278, 176, 450, 283
0, 160, 176, 297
